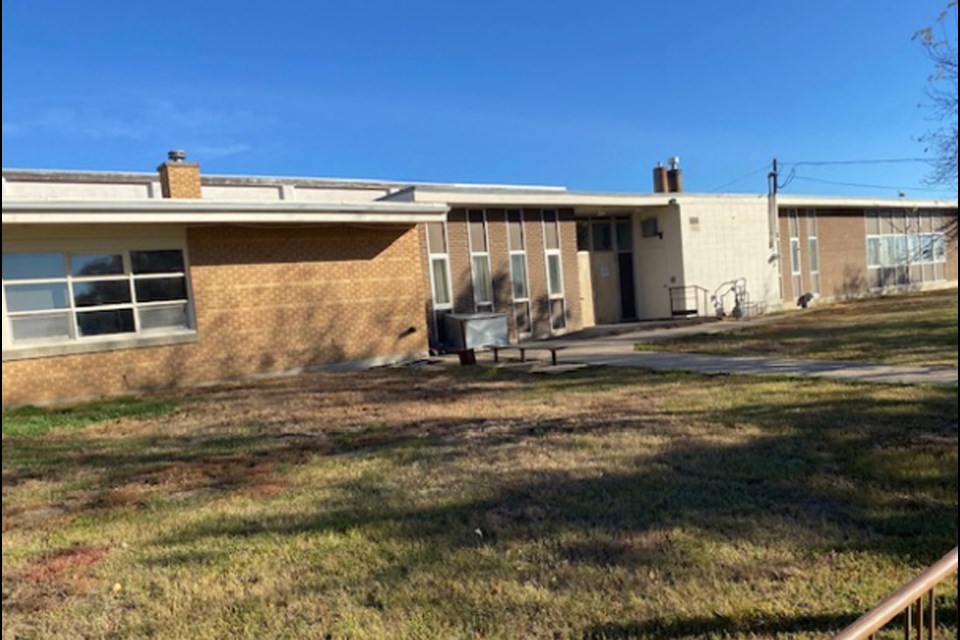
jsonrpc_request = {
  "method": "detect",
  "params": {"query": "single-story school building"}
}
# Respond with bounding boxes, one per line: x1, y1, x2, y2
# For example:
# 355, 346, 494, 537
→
2, 153, 957, 405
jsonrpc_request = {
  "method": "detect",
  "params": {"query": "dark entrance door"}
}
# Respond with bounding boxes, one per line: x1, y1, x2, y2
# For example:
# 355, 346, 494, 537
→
617, 252, 637, 320
614, 218, 637, 321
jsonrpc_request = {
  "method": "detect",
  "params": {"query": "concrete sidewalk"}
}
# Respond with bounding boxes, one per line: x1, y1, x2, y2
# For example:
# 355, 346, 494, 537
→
512, 322, 959, 387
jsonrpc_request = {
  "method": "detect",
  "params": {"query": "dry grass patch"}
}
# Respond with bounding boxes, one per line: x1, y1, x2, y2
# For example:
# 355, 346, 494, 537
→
639, 288, 958, 367
2, 366, 957, 639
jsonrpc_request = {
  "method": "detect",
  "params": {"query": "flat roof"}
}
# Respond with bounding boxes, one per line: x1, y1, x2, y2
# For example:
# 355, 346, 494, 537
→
1, 199, 449, 225
776, 194, 958, 209
1, 168, 567, 193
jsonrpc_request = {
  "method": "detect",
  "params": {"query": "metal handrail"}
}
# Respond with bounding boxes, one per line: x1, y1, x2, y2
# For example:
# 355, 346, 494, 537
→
833, 546, 958, 639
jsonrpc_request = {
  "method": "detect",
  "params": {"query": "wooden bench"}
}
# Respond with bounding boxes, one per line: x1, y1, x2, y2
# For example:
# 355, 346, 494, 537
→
488, 344, 567, 366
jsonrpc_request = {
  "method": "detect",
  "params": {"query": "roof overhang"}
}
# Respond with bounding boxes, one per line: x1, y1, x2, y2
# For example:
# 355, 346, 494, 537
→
776, 194, 958, 210
384, 186, 678, 208
1, 199, 449, 225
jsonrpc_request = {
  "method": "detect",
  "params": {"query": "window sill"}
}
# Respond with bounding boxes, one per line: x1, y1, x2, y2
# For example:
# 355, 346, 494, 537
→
2, 331, 198, 362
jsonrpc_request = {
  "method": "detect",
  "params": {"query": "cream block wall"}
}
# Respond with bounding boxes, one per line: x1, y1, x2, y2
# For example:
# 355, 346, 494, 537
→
632, 205, 685, 319
677, 196, 781, 315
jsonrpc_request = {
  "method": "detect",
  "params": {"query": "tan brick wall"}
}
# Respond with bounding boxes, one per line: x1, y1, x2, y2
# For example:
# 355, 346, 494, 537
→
559, 208, 583, 331
2, 224, 428, 406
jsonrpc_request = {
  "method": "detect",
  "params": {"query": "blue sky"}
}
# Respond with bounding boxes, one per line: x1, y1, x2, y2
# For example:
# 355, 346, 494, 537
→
2, 0, 956, 197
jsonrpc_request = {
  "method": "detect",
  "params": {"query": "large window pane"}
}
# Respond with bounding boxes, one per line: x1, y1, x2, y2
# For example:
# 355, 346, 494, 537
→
547, 254, 563, 296
933, 234, 946, 261
550, 299, 566, 330
471, 255, 493, 304
510, 254, 528, 299
894, 236, 908, 265
576, 221, 590, 251
616, 220, 632, 252
430, 257, 451, 306
135, 277, 187, 302
73, 280, 132, 307
591, 222, 612, 251
426, 222, 446, 253
5, 283, 70, 312
921, 234, 935, 262
881, 237, 897, 266
908, 235, 921, 263
71, 254, 124, 276
507, 211, 524, 250
867, 237, 881, 267
789, 239, 801, 273
138, 304, 189, 332
76, 309, 135, 337
2, 252, 65, 280
468, 211, 487, 252
131, 250, 185, 274
10, 312, 72, 343
543, 211, 560, 250
514, 301, 531, 335
808, 238, 819, 272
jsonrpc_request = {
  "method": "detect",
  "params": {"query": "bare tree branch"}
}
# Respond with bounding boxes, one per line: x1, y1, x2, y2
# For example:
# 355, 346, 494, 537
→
914, 1, 958, 189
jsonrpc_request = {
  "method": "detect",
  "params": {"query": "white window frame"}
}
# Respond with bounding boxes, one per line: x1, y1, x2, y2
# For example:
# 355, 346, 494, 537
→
425, 221, 453, 311
2, 238, 196, 361
787, 208, 803, 297
542, 209, 566, 332
467, 209, 494, 312
424, 220, 454, 344
806, 209, 820, 295
507, 209, 531, 338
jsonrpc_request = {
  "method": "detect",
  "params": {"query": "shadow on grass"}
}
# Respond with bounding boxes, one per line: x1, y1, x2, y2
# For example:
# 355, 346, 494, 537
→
151, 373, 957, 566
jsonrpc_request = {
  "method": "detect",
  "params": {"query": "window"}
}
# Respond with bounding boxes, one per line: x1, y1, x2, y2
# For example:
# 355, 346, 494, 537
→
591, 221, 613, 251
507, 209, 531, 337
865, 209, 948, 288
468, 209, 493, 311
425, 221, 453, 344
543, 210, 565, 331
806, 210, 820, 295
3, 247, 193, 350
787, 209, 802, 297
576, 220, 590, 251
616, 219, 633, 252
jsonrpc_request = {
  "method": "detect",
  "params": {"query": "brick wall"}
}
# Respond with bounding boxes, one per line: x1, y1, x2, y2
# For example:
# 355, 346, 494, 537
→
2, 224, 428, 406
422, 207, 582, 344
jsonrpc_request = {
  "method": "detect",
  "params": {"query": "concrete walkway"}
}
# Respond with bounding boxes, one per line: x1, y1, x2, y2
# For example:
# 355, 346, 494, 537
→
511, 323, 959, 387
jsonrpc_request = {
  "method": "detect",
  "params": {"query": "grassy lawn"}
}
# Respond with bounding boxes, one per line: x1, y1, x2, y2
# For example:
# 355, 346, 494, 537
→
638, 288, 958, 367
2, 367, 957, 639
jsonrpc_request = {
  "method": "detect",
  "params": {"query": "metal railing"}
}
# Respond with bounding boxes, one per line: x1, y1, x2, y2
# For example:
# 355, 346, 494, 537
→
833, 546, 958, 640
668, 285, 709, 317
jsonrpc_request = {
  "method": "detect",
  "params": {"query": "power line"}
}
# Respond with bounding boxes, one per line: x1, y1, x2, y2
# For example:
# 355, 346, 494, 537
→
710, 163, 771, 191
787, 175, 946, 193
782, 157, 929, 167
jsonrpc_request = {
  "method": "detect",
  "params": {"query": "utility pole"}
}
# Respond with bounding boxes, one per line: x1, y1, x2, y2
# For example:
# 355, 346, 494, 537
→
767, 158, 779, 196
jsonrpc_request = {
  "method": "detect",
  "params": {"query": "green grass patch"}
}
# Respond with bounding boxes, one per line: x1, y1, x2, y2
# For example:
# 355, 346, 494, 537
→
2, 396, 178, 437
638, 288, 958, 366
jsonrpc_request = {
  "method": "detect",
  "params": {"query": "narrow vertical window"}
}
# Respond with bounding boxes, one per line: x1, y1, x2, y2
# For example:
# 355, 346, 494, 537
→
468, 209, 493, 312
425, 221, 452, 344
507, 209, 531, 336
543, 210, 566, 331
788, 209, 802, 298
806, 209, 820, 295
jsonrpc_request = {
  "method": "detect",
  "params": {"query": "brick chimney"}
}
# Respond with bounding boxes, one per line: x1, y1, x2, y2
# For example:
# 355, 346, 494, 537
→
157, 150, 201, 198
667, 156, 683, 193
653, 163, 669, 193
